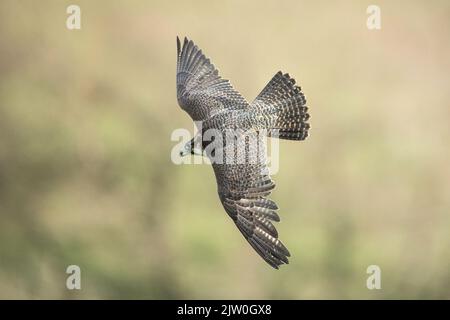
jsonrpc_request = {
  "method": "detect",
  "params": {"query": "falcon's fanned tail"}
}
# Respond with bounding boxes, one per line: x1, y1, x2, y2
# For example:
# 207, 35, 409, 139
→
252, 71, 310, 141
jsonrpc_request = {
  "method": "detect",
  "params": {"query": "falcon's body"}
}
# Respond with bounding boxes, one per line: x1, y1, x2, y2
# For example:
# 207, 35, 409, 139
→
176, 37, 310, 269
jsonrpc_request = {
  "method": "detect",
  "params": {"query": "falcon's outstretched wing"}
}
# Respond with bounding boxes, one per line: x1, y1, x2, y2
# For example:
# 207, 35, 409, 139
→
176, 37, 249, 121
211, 131, 290, 269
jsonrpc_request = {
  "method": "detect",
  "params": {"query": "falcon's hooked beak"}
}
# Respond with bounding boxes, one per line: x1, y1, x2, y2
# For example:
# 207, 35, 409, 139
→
179, 141, 203, 157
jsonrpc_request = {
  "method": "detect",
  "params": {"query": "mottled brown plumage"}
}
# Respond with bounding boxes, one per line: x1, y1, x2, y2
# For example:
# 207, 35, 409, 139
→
176, 37, 310, 269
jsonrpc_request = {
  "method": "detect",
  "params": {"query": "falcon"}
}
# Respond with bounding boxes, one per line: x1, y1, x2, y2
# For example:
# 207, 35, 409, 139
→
176, 37, 310, 269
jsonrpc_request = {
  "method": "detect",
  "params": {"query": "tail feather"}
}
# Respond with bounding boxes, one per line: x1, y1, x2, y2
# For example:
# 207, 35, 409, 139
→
251, 71, 310, 141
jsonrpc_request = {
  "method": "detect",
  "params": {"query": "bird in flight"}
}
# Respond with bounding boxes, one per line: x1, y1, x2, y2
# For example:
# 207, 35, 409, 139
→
176, 37, 310, 269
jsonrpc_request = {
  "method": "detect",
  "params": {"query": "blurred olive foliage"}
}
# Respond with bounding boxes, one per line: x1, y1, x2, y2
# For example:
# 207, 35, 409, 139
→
0, 1, 449, 299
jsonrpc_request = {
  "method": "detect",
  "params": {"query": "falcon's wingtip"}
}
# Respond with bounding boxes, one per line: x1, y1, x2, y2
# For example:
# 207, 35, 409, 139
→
176, 36, 181, 55
176, 36, 194, 54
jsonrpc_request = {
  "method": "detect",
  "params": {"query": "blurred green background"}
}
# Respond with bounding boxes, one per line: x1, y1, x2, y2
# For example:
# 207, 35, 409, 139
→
0, 0, 449, 299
